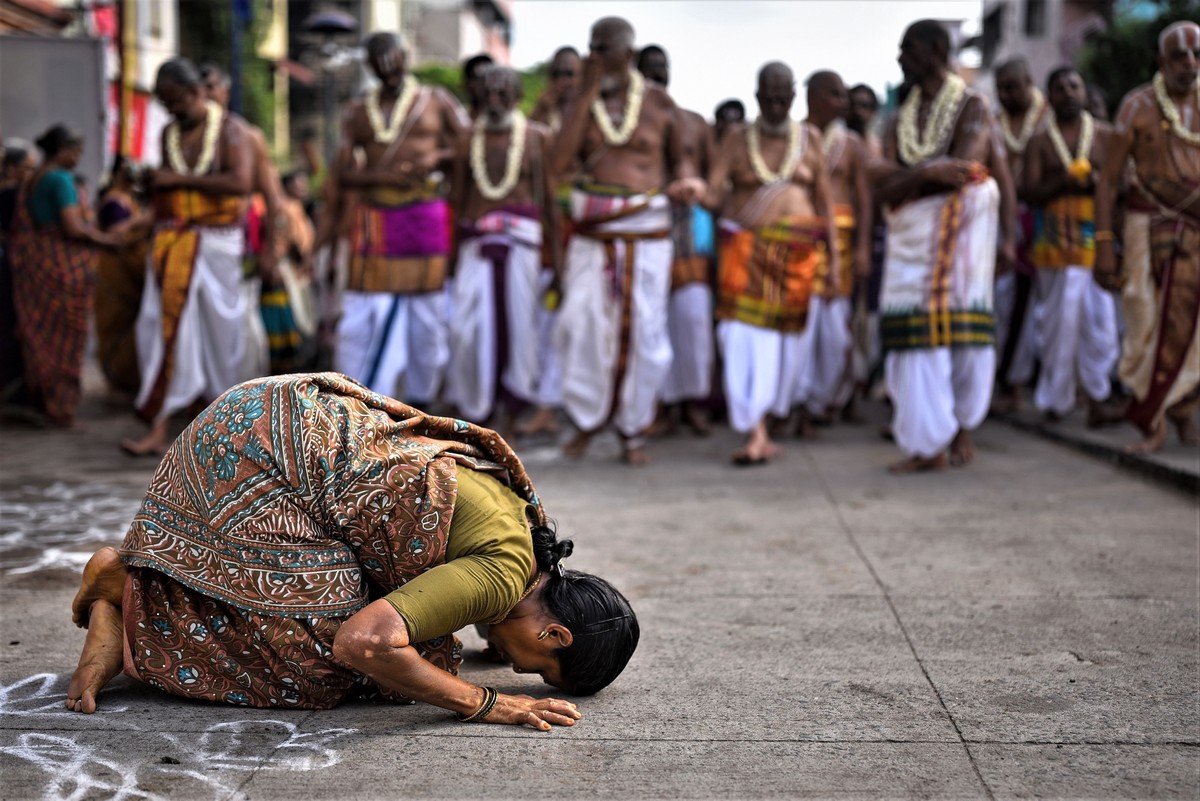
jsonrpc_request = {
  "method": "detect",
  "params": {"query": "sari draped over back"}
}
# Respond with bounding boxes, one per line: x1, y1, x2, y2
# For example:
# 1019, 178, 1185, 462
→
120, 372, 546, 709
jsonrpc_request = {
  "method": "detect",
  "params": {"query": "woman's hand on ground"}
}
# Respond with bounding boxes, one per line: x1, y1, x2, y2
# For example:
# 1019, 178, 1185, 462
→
485, 693, 581, 731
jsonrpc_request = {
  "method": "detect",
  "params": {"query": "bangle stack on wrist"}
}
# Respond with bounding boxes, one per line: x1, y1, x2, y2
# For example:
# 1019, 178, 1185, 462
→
458, 686, 498, 722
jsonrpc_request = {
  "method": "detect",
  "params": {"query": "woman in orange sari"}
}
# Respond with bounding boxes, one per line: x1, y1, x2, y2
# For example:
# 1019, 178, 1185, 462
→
10, 125, 120, 426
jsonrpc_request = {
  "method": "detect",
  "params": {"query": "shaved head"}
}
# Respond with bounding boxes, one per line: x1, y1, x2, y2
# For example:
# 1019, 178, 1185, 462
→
1159, 21, 1200, 55
592, 17, 635, 50
995, 58, 1031, 80
758, 61, 794, 90
806, 70, 841, 93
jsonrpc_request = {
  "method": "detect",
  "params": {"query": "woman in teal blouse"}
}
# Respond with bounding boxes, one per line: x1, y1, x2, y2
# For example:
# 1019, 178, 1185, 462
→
10, 125, 119, 425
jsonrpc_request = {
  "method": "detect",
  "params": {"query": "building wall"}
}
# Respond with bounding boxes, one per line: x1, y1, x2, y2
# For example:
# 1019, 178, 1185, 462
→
978, 0, 1109, 98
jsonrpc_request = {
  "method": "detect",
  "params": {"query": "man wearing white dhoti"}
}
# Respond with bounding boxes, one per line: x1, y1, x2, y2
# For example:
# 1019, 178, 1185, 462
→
120, 58, 255, 457
992, 57, 1050, 414
1022, 66, 1121, 422
699, 61, 837, 465
445, 68, 560, 429
551, 17, 698, 465
797, 71, 874, 429
874, 20, 1016, 472
333, 33, 468, 403
638, 44, 718, 437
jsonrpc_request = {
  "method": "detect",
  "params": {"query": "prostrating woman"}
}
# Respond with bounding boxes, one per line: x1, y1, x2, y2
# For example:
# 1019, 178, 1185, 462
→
67, 372, 638, 730
10, 125, 120, 426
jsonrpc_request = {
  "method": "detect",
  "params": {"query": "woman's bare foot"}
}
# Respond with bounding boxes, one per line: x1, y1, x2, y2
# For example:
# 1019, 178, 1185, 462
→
1126, 420, 1168, 455
65, 598, 124, 714
516, 407, 560, 437
888, 452, 949, 473
71, 547, 128, 628
949, 430, 975, 466
562, 431, 591, 459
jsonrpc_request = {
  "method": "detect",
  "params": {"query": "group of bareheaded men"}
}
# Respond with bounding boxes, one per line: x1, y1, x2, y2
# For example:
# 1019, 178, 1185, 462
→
122, 15, 1200, 471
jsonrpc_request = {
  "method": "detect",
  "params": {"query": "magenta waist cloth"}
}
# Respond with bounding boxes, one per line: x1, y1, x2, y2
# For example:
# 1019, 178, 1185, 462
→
360, 198, 450, 257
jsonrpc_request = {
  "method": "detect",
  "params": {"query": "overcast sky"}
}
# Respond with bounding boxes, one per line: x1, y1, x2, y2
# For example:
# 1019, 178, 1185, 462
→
510, 0, 982, 119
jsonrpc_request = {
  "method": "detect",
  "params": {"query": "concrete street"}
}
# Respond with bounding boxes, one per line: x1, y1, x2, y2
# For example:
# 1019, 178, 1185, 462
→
1, 380, 1197, 800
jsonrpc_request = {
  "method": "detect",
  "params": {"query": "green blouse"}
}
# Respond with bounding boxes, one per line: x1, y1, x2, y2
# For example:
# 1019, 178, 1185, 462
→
28, 169, 78, 227
384, 467, 535, 642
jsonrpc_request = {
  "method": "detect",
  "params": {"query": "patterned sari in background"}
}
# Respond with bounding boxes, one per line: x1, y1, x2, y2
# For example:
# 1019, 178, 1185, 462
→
9, 186, 97, 425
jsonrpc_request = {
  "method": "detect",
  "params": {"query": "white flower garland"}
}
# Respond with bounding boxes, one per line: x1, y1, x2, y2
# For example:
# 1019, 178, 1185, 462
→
747, 119, 802, 185
591, 70, 645, 146
166, 100, 222, 176
1152, 71, 1200, 147
822, 120, 845, 169
366, 76, 420, 143
1047, 110, 1095, 177
897, 73, 967, 166
1000, 88, 1045, 155
470, 111, 528, 201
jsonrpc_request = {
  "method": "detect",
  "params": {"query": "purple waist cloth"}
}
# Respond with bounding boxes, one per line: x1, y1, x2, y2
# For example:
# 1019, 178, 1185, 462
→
361, 198, 450, 257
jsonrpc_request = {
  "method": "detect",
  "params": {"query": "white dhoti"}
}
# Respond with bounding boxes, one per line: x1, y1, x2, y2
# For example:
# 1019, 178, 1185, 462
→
719, 320, 803, 433
335, 290, 448, 402
445, 213, 542, 422
881, 178, 1000, 458
534, 268, 563, 407
886, 347, 995, 458
663, 282, 714, 403
555, 192, 673, 438
1033, 266, 1118, 415
135, 227, 248, 422
794, 295, 853, 414
993, 271, 1040, 386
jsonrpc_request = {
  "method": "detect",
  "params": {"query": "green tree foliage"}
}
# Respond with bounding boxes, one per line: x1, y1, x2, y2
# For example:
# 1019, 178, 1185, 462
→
177, 0, 274, 142
411, 62, 549, 115
1078, 0, 1200, 117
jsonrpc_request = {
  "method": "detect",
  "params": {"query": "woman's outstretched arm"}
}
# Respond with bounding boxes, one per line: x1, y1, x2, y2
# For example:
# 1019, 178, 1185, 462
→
332, 599, 580, 731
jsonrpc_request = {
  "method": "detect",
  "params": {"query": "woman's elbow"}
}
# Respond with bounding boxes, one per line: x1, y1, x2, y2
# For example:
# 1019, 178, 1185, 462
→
332, 602, 408, 669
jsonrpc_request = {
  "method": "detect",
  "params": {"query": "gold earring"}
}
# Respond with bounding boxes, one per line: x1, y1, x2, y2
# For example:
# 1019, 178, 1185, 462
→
536, 630, 549, 640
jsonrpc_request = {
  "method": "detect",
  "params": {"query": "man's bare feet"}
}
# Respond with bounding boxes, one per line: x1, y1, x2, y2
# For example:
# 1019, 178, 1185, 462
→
1126, 420, 1168, 455
71, 547, 128, 628
562, 431, 591, 459
888, 452, 949, 473
733, 421, 780, 465
1087, 396, 1129, 428
1170, 412, 1199, 446
795, 410, 818, 440
682, 402, 712, 436
949, 430, 975, 467
65, 598, 124, 714
621, 445, 652, 466
991, 387, 1019, 415
120, 421, 168, 458
516, 406, 560, 437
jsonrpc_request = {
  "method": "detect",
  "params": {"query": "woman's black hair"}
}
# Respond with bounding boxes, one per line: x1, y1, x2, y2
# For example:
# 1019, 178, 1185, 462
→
2, 139, 32, 170
531, 524, 639, 696
35, 124, 82, 159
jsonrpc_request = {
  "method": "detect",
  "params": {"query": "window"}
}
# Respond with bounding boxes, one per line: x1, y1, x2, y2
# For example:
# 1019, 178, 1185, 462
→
1024, 0, 1047, 38
982, 6, 1005, 68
